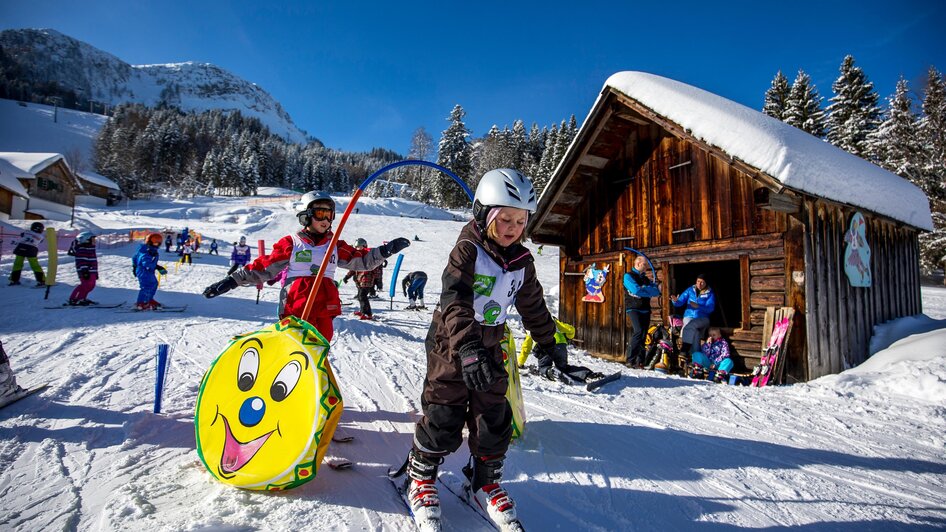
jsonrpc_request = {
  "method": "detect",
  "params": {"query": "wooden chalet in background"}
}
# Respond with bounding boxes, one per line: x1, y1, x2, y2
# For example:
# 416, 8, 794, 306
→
528, 72, 932, 382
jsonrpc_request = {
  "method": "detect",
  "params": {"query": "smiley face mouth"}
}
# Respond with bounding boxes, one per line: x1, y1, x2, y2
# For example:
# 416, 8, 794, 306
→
213, 411, 277, 478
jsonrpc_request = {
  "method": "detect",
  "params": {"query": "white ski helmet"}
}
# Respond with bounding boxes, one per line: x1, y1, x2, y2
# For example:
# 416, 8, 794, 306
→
297, 191, 335, 226
473, 169, 537, 228
75, 231, 95, 245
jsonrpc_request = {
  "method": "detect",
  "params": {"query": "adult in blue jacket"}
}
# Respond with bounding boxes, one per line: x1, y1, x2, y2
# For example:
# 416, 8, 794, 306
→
623, 254, 661, 367
671, 273, 715, 355
133, 233, 168, 310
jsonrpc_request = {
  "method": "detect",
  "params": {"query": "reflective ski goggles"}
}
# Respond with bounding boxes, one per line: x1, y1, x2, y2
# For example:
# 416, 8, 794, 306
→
307, 206, 335, 222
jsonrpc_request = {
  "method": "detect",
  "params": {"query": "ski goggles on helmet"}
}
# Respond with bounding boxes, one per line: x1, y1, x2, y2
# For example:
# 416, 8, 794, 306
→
307, 206, 335, 222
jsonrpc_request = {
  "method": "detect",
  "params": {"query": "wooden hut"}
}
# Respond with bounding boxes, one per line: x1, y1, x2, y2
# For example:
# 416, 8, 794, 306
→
0, 152, 84, 221
528, 72, 932, 382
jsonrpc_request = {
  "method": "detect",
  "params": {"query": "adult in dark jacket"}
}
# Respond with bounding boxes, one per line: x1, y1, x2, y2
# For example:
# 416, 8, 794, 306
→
623, 254, 661, 367
395, 169, 556, 530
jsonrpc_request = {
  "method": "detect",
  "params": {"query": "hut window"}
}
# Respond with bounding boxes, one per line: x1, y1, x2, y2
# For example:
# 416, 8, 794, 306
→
670, 259, 743, 329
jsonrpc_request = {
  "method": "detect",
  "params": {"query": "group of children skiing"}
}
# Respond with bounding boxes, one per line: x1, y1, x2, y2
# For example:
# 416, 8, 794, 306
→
3, 167, 719, 530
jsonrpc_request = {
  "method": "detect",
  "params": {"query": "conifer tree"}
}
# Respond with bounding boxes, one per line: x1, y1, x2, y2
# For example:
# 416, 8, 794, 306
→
826, 55, 882, 158
869, 77, 922, 187
920, 66, 946, 200
785, 69, 827, 137
763, 70, 791, 120
436, 104, 474, 208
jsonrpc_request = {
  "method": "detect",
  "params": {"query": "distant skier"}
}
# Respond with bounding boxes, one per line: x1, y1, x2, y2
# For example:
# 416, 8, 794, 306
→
343, 238, 381, 320
164, 234, 173, 253
228, 236, 252, 276
209, 239, 219, 255
181, 239, 194, 265
401, 271, 428, 309
132, 233, 168, 310
66, 231, 98, 305
202, 191, 409, 341
8, 222, 46, 286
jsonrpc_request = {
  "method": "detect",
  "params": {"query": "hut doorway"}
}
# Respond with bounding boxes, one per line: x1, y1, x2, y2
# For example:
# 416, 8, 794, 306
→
669, 260, 743, 329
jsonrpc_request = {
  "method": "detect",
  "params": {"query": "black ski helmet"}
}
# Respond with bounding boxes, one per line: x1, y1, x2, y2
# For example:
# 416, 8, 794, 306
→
30, 221, 45, 233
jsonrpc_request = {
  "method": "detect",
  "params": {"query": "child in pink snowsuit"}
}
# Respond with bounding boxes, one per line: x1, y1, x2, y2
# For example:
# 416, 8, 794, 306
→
67, 232, 98, 305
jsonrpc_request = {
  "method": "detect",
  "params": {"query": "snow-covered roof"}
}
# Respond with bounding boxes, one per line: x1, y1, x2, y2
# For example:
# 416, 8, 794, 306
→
600, 72, 933, 231
0, 151, 71, 176
77, 170, 120, 191
0, 158, 31, 198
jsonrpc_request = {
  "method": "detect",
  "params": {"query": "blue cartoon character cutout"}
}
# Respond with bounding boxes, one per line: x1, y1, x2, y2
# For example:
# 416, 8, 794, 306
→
582, 263, 610, 303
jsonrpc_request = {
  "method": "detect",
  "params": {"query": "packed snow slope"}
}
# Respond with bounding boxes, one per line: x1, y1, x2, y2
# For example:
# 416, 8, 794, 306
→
1, 191, 944, 531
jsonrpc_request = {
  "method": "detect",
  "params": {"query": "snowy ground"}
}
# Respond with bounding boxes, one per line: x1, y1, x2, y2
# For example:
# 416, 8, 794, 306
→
1, 192, 944, 531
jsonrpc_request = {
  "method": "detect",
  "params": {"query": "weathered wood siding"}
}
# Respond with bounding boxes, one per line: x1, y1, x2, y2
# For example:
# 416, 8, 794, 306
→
558, 133, 801, 373
803, 200, 922, 380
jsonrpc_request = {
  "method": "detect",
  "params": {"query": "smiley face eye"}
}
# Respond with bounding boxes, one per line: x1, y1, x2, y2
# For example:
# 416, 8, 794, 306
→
270, 360, 301, 402
237, 348, 259, 392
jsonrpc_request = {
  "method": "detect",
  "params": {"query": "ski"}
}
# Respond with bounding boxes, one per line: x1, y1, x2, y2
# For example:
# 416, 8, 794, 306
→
0, 383, 48, 409
586, 371, 622, 392
332, 433, 354, 443
439, 469, 525, 532
121, 305, 188, 313
388, 462, 442, 532
45, 301, 125, 309
325, 457, 353, 470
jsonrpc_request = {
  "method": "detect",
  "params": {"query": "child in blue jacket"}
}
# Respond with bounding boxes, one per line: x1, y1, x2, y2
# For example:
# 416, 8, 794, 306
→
132, 233, 168, 310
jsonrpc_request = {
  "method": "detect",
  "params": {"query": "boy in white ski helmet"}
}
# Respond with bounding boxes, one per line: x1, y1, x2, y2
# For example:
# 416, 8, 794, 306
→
392, 169, 560, 530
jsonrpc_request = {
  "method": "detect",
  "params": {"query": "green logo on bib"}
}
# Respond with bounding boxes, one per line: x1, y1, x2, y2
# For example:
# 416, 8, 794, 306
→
473, 274, 495, 296
295, 249, 312, 262
483, 300, 501, 325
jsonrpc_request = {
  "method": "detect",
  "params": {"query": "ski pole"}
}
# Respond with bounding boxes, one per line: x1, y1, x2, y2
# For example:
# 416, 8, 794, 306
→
255, 239, 265, 304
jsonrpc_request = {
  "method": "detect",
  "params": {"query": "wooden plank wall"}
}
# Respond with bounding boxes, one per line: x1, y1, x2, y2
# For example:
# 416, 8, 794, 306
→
804, 200, 922, 379
560, 133, 803, 373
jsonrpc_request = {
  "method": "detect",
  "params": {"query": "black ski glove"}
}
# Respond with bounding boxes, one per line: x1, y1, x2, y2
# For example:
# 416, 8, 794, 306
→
458, 343, 500, 392
535, 343, 568, 370
379, 237, 410, 258
156, 266, 167, 275
203, 276, 238, 299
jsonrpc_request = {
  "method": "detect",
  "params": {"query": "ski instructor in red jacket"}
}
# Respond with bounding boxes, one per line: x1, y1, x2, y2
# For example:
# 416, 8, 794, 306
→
202, 191, 410, 341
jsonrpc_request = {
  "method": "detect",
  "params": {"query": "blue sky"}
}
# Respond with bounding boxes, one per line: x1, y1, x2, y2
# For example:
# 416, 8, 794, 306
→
2, 1, 944, 154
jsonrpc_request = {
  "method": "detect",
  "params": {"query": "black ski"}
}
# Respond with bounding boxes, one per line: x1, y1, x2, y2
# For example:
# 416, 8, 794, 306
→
45, 301, 125, 309
586, 371, 622, 392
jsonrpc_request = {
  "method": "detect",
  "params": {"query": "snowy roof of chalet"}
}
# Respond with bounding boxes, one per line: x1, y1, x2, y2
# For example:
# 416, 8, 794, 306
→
77, 170, 120, 191
598, 72, 933, 231
0, 152, 71, 176
0, 158, 30, 198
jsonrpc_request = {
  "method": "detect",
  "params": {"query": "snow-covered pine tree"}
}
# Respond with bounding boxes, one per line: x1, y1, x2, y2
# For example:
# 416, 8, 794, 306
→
512, 119, 528, 170
436, 104, 474, 208
918, 67, 946, 275
534, 124, 559, 194
785, 69, 827, 137
763, 70, 791, 120
869, 77, 923, 189
826, 55, 882, 158
920, 67, 946, 200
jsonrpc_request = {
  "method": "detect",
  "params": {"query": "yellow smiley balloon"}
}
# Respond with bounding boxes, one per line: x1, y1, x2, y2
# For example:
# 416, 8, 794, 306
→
195, 316, 343, 490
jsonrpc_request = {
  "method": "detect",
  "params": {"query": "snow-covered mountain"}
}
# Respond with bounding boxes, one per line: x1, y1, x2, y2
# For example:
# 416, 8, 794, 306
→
0, 28, 311, 144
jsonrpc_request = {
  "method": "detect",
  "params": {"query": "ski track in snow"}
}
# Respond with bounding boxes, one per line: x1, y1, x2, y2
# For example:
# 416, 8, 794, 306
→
0, 193, 944, 530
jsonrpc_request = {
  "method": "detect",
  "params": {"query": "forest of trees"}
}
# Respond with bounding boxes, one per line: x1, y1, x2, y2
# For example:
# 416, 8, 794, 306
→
92, 101, 578, 209
762, 56, 945, 274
